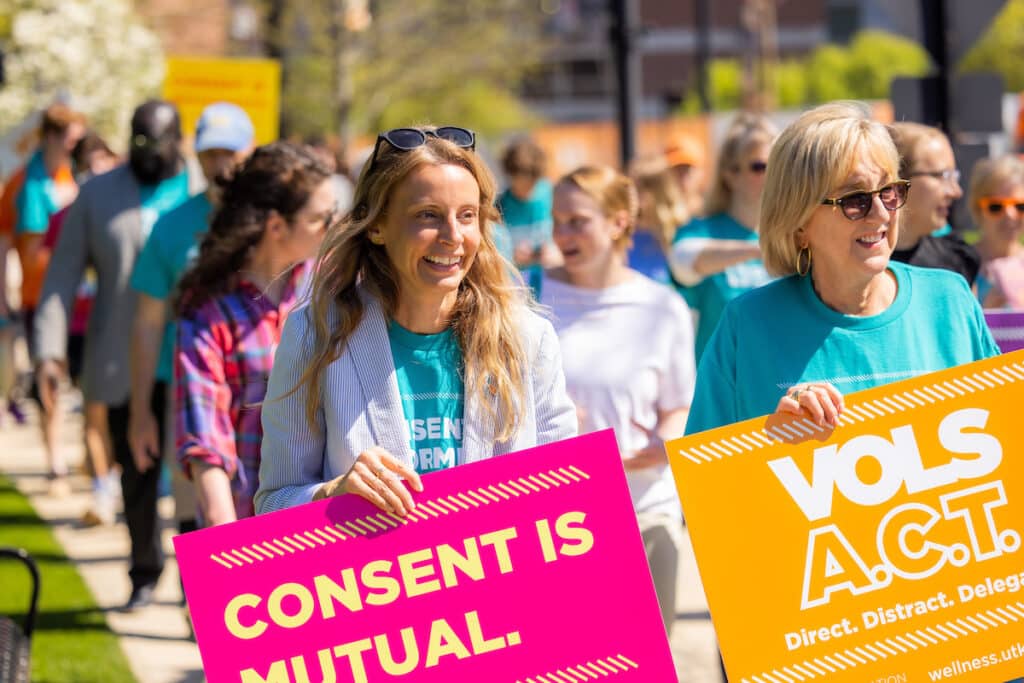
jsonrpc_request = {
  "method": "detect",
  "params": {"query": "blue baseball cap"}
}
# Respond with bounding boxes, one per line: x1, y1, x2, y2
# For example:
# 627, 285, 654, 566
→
194, 102, 255, 153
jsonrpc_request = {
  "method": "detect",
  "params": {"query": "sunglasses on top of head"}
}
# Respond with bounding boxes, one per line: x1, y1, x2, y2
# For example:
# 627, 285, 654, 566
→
978, 197, 1024, 217
821, 180, 911, 221
367, 126, 476, 172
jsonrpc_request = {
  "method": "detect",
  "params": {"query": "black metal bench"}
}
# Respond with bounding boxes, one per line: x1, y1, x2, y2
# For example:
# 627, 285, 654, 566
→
0, 548, 40, 683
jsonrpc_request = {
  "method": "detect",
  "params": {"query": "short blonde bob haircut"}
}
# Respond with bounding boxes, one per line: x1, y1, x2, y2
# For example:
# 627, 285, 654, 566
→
760, 101, 901, 277
295, 128, 530, 441
967, 155, 1024, 226
557, 165, 640, 251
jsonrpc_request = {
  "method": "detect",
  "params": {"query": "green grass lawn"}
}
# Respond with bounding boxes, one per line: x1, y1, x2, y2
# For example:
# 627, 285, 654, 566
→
0, 474, 137, 683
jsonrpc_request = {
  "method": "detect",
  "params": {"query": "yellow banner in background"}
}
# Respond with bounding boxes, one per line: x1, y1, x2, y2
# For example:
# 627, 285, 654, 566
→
667, 352, 1024, 683
162, 56, 281, 145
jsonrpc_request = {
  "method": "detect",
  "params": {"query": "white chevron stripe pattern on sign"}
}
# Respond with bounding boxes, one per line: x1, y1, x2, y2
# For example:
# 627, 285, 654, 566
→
739, 600, 1024, 682
207, 465, 591, 568
674, 360, 1024, 466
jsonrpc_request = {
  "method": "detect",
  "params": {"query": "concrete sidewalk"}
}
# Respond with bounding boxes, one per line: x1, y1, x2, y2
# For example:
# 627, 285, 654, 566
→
0, 396, 203, 683
0, 393, 724, 683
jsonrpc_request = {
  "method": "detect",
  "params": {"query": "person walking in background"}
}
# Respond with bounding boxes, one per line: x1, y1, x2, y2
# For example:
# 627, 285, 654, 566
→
541, 165, 695, 634
630, 159, 691, 285
496, 136, 562, 293
889, 122, 979, 285
128, 102, 254, 540
34, 100, 204, 611
0, 103, 87, 495
969, 155, 1024, 308
176, 143, 333, 526
256, 125, 576, 515
42, 131, 121, 525
662, 133, 706, 217
669, 114, 777, 363
685, 101, 998, 435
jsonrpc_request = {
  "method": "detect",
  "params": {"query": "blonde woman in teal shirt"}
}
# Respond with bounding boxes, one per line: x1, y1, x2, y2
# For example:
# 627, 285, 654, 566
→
686, 102, 998, 435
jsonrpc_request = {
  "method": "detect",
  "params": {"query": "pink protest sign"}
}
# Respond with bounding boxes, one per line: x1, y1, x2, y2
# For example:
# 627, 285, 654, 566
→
173, 430, 676, 682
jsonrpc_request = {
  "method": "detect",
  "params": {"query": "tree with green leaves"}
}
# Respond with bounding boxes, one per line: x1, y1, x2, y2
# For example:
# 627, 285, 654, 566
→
961, 0, 1024, 91
680, 29, 930, 113
266, 0, 546, 143
843, 30, 930, 100
0, 0, 163, 147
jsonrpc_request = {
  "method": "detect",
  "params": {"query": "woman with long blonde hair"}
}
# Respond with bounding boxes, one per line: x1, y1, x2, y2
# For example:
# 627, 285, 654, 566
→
668, 113, 777, 363
255, 126, 577, 515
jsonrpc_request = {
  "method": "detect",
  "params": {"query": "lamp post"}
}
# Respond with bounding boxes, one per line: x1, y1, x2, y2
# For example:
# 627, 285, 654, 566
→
609, 0, 640, 169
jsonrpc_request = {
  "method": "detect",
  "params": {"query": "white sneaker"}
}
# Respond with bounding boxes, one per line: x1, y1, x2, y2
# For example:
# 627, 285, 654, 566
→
81, 484, 117, 526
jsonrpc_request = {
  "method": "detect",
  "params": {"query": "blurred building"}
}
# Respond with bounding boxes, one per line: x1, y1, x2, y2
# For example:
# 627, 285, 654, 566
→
136, 0, 267, 56
522, 0, 828, 122
826, 0, 921, 43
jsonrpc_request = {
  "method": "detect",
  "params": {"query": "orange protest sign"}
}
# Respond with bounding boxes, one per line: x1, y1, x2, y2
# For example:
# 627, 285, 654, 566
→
667, 352, 1024, 683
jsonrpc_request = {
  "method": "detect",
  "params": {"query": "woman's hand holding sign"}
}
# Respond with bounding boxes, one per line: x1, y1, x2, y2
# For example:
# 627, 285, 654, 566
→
314, 446, 424, 516
776, 382, 844, 428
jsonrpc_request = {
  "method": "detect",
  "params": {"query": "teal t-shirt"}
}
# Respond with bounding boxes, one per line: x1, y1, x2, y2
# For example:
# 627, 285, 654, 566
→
685, 261, 1000, 434
387, 322, 465, 474
137, 170, 190, 242
672, 213, 773, 363
16, 151, 61, 234
497, 179, 553, 297
130, 192, 212, 382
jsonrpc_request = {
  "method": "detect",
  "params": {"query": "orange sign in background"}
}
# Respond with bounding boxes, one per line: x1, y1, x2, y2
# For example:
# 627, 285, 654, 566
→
667, 352, 1024, 682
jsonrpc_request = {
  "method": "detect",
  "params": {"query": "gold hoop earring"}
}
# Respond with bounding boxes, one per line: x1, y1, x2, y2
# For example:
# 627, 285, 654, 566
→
797, 246, 811, 277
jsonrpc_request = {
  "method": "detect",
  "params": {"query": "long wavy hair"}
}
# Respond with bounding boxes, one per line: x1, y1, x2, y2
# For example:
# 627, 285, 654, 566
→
176, 142, 332, 315
296, 128, 529, 440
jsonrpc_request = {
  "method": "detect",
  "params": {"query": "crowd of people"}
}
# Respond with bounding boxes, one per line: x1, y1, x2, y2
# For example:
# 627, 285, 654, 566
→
1, 96, 1021, 659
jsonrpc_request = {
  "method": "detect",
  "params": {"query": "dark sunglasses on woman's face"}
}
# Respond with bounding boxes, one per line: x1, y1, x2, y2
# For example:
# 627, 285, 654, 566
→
733, 161, 767, 174
979, 197, 1024, 217
367, 126, 476, 172
821, 180, 911, 221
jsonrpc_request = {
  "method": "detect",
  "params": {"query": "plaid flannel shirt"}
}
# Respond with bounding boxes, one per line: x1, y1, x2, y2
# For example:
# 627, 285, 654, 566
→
175, 263, 308, 520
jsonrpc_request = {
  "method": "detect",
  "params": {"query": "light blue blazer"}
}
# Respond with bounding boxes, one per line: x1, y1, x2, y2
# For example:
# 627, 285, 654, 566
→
255, 288, 577, 513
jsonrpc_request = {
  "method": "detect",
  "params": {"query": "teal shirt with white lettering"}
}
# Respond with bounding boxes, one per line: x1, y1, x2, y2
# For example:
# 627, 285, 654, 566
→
673, 213, 773, 362
685, 261, 1000, 434
388, 322, 465, 474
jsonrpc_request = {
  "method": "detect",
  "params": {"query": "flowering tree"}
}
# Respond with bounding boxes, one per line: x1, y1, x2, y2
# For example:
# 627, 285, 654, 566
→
0, 0, 164, 150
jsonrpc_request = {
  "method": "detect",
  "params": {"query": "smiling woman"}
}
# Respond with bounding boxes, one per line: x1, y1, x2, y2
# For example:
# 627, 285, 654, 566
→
889, 122, 979, 287
255, 126, 577, 516
684, 102, 1000, 436
539, 165, 696, 634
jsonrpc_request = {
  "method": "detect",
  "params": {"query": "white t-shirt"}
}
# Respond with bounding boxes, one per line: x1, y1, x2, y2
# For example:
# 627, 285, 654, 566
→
540, 271, 696, 518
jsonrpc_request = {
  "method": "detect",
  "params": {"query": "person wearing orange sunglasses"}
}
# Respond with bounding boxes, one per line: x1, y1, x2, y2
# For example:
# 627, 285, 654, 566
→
970, 155, 1024, 308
